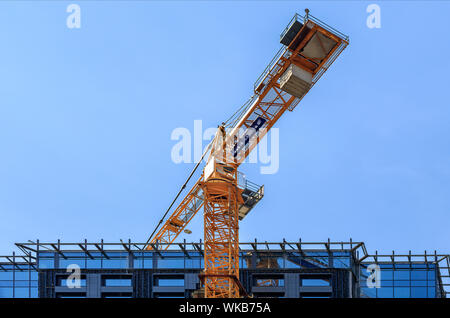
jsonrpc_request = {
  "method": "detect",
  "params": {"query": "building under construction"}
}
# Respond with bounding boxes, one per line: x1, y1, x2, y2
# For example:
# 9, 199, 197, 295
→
1, 12, 448, 299
0, 239, 449, 298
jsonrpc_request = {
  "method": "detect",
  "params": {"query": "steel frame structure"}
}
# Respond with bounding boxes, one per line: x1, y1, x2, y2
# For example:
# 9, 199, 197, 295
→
14, 238, 368, 257
360, 251, 450, 298
15, 238, 365, 253
5, 239, 448, 298
5, 239, 449, 298
145, 12, 349, 253
143, 11, 350, 297
202, 163, 240, 297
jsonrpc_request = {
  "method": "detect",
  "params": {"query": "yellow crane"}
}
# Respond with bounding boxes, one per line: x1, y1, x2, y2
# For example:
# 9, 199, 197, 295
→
145, 10, 349, 298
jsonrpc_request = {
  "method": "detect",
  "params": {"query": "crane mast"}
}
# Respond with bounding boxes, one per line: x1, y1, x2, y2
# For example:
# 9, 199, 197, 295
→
145, 11, 349, 298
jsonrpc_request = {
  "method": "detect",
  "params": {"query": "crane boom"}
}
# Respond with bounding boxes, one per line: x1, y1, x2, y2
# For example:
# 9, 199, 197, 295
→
145, 11, 349, 271
147, 178, 204, 247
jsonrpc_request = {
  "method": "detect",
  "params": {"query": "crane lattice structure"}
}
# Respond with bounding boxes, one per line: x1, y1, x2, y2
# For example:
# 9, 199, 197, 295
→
145, 10, 349, 298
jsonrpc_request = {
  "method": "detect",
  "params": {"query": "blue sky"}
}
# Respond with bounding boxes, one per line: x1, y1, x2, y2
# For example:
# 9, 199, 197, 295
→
0, 1, 449, 256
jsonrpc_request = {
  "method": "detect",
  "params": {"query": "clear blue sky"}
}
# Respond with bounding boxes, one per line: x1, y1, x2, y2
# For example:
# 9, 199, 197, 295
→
0, 1, 449, 256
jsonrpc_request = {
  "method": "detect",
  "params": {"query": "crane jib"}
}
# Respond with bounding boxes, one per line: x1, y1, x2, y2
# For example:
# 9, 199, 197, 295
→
232, 116, 267, 158
146, 13, 350, 271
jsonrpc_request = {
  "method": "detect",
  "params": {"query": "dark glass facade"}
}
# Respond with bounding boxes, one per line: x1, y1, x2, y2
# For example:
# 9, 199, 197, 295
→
0, 260, 38, 298
360, 263, 440, 298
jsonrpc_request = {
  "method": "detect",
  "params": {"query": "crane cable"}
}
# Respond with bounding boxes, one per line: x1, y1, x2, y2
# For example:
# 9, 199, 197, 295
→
223, 96, 254, 128
144, 140, 214, 247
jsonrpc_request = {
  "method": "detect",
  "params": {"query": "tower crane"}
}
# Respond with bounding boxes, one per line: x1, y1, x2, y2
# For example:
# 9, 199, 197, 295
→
144, 10, 349, 298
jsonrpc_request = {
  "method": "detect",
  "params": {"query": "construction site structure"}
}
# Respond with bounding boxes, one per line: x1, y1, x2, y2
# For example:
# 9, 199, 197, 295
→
145, 10, 349, 297
2, 239, 449, 298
